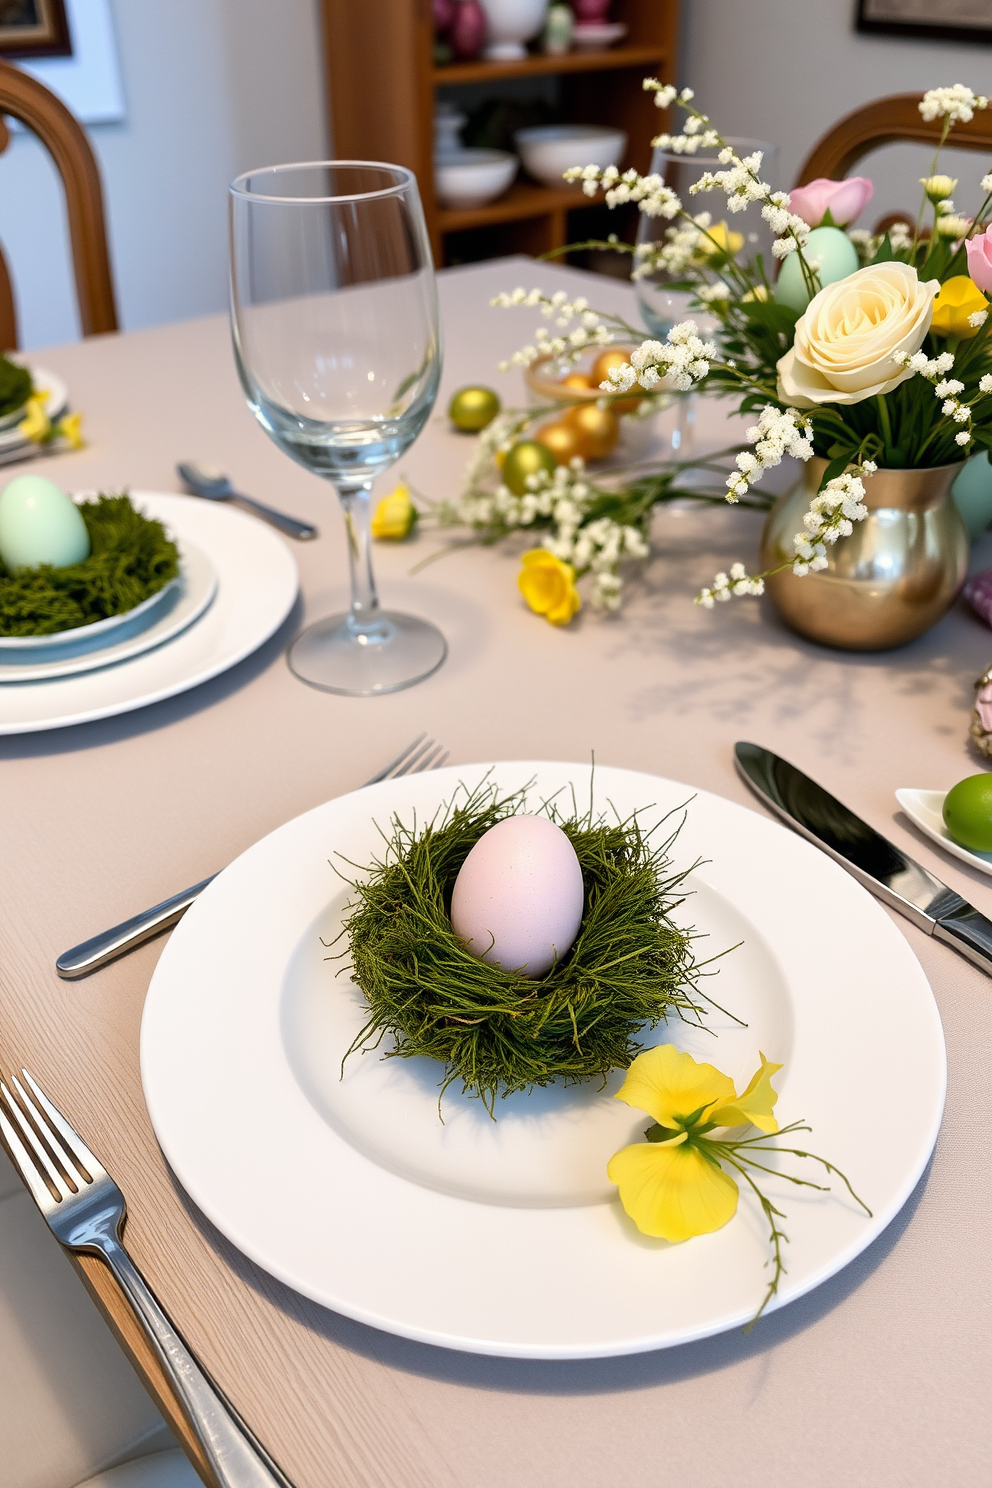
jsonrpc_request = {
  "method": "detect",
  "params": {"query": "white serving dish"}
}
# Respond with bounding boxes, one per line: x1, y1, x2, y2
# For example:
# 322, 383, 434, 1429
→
435, 148, 517, 209
572, 20, 627, 49
895, 787, 992, 878
514, 124, 627, 187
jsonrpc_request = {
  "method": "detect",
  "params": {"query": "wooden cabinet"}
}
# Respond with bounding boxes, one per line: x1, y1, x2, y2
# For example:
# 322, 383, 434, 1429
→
319, 0, 679, 264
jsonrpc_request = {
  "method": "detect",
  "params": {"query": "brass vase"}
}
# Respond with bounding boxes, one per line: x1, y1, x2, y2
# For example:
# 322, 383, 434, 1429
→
760, 458, 969, 651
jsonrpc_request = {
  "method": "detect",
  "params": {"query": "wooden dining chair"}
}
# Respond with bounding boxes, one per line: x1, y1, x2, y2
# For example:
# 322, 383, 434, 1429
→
0, 59, 118, 350
795, 92, 992, 188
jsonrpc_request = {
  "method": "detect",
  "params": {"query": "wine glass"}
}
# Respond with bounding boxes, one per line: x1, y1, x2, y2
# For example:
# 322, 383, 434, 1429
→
229, 161, 446, 696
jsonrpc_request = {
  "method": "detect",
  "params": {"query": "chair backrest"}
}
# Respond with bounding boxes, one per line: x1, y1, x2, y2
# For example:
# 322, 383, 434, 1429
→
0, 59, 118, 350
795, 92, 992, 186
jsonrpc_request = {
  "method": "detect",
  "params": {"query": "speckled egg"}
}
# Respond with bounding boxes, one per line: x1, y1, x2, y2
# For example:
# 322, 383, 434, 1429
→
450, 815, 585, 979
0, 475, 90, 571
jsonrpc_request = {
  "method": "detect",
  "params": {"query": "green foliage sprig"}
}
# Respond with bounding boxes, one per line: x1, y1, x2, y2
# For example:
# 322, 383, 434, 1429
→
339, 779, 729, 1113
0, 494, 180, 636
0, 355, 32, 418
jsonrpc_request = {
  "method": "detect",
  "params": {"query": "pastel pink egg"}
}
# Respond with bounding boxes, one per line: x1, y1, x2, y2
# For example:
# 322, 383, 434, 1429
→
450, 815, 585, 979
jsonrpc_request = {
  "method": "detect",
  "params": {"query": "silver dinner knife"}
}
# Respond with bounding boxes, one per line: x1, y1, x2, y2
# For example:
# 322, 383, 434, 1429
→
735, 741, 992, 977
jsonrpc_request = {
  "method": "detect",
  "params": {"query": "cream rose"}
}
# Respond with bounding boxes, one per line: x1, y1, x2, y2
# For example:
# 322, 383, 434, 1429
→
776, 261, 939, 407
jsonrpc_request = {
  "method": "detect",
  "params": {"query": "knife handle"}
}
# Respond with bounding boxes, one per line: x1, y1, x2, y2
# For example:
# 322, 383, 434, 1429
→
934, 904, 992, 975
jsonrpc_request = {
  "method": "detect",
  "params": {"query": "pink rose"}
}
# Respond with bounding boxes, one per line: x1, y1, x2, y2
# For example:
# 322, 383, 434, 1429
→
966, 225, 992, 293
788, 176, 874, 228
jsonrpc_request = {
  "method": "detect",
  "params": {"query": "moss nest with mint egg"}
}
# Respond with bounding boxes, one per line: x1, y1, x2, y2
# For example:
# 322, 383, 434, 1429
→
340, 779, 714, 1112
0, 485, 179, 637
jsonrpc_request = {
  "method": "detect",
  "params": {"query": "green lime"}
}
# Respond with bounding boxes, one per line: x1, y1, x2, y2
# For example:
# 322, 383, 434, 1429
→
448, 386, 501, 432
942, 773, 992, 852
501, 440, 557, 496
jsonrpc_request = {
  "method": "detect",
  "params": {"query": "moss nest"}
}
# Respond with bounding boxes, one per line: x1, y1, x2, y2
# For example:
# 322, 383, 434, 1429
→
340, 780, 717, 1112
0, 493, 180, 637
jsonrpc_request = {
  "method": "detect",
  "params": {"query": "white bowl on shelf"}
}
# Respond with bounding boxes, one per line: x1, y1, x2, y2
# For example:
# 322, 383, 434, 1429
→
435, 149, 517, 209
513, 124, 627, 187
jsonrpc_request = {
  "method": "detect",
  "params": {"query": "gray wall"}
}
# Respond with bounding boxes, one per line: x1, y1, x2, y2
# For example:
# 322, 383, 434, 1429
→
680, 0, 992, 232
0, 0, 327, 350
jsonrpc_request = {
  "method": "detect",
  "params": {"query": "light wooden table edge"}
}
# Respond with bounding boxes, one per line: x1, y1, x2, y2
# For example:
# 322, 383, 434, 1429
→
71, 1250, 220, 1488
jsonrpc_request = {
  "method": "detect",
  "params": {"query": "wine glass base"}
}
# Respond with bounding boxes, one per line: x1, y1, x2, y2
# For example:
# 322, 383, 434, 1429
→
287, 611, 447, 696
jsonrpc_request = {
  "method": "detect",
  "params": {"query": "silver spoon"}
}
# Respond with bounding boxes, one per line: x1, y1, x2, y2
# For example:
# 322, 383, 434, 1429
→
177, 461, 318, 540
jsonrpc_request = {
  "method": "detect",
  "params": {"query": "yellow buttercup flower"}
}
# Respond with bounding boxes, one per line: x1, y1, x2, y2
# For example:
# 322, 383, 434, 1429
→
930, 275, 988, 338
607, 1045, 782, 1242
55, 412, 85, 450
518, 549, 580, 625
371, 483, 417, 540
698, 221, 744, 260
18, 395, 51, 444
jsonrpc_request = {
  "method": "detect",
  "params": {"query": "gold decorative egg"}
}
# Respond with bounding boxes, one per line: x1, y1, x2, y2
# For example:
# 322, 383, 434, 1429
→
501, 440, 558, 495
561, 372, 592, 392
566, 404, 620, 460
448, 386, 501, 432
534, 420, 585, 466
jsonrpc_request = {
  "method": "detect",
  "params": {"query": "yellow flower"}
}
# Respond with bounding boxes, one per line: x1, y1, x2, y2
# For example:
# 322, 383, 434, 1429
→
607, 1045, 782, 1242
742, 285, 770, 303
517, 549, 580, 625
698, 221, 744, 259
370, 483, 417, 540
930, 275, 988, 338
18, 395, 51, 444
55, 412, 85, 449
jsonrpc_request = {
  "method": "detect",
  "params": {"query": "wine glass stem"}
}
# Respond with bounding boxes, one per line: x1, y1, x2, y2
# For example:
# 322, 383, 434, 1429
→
338, 483, 382, 633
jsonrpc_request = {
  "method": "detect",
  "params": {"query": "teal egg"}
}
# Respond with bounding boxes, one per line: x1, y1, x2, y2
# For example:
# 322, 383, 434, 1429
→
952, 451, 992, 539
0, 475, 90, 571
774, 225, 860, 314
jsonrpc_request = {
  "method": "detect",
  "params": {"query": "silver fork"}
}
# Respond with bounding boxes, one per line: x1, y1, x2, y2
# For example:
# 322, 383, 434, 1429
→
55, 734, 449, 980
0, 1068, 291, 1488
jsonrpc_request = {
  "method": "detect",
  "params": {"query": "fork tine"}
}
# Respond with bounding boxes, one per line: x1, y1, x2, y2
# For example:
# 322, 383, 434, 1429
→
362, 734, 426, 787
0, 1079, 72, 1200
392, 737, 436, 778
19, 1069, 101, 1182
430, 750, 449, 770
0, 1101, 57, 1210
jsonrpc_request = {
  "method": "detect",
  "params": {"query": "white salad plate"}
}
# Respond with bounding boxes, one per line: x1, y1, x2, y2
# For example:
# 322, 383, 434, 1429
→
141, 762, 946, 1360
0, 493, 297, 733
896, 787, 992, 877
0, 539, 216, 682
0, 366, 68, 446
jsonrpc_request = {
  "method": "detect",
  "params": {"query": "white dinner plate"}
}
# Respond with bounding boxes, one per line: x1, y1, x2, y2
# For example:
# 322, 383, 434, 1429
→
141, 763, 946, 1359
0, 540, 216, 682
0, 366, 69, 447
0, 493, 297, 733
896, 787, 992, 877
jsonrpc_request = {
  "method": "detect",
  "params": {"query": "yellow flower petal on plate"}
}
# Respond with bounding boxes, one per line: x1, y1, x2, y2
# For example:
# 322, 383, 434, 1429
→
18, 397, 51, 444
607, 1136, 739, 1241
517, 549, 580, 626
613, 1043, 736, 1130
56, 412, 85, 450
709, 1052, 782, 1134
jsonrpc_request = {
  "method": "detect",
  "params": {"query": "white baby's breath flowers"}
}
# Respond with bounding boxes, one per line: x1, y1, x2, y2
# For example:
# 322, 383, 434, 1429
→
563, 163, 682, 218
697, 463, 875, 605
894, 348, 976, 449
919, 85, 988, 124
723, 404, 813, 502
599, 320, 719, 395
970, 310, 989, 329
888, 221, 914, 251
492, 288, 614, 373
980, 374, 992, 394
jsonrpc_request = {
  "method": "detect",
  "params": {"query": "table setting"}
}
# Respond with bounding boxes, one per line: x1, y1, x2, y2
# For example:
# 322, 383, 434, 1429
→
1, 75, 990, 1488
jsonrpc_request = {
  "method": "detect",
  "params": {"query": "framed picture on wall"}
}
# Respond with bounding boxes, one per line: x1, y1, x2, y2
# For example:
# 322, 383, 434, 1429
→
0, 0, 71, 59
857, 0, 992, 43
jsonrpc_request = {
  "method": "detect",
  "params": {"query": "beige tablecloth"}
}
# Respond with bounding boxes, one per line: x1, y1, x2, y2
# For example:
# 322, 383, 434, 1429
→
0, 258, 989, 1488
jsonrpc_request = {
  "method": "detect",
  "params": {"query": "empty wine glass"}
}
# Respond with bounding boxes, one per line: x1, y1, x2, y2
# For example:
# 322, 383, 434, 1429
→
229, 161, 446, 695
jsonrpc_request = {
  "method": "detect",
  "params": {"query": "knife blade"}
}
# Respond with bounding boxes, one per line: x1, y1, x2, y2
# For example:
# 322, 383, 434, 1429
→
734, 741, 992, 977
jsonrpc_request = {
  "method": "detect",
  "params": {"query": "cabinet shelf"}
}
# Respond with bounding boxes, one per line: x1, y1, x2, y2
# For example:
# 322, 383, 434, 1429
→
433, 44, 667, 87
321, 0, 680, 265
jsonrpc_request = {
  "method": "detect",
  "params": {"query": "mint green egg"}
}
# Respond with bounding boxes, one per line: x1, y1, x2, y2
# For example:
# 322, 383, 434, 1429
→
952, 451, 992, 539
0, 475, 90, 571
774, 225, 860, 314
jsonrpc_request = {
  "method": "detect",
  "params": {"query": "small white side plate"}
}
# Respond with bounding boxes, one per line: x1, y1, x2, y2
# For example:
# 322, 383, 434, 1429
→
895, 788, 992, 877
